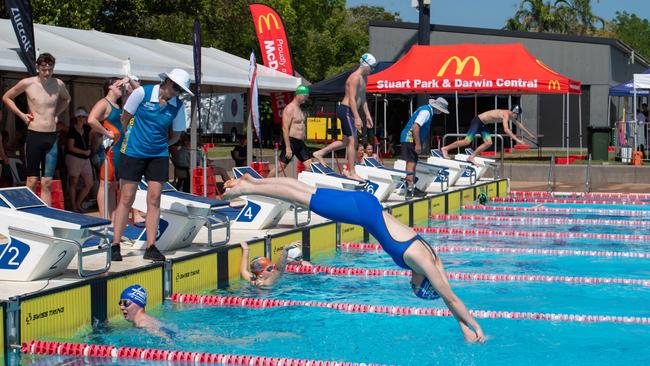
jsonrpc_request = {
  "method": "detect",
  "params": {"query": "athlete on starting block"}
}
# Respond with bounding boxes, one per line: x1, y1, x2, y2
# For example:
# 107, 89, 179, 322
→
225, 176, 485, 343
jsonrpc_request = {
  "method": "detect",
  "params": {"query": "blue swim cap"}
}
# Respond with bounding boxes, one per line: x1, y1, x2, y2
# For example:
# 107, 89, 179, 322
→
120, 285, 147, 308
415, 278, 440, 300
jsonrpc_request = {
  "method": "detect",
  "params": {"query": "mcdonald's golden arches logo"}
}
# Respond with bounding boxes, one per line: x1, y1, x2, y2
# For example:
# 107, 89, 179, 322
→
548, 80, 561, 90
256, 13, 280, 34
437, 56, 481, 77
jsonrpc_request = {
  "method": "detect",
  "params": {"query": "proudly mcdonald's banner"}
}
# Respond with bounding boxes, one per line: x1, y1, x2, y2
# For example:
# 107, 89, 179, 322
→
367, 44, 581, 94
249, 3, 295, 124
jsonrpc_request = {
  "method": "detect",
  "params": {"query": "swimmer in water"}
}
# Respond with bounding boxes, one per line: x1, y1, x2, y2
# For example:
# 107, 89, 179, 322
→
240, 241, 300, 287
224, 176, 485, 343
119, 285, 174, 341
285, 241, 313, 267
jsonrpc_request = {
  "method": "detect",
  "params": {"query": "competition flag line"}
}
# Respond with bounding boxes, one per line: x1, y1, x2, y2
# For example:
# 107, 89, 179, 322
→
430, 214, 650, 228
509, 191, 650, 200
21, 340, 384, 366
338, 242, 650, 259
171, 294, 650, 325
464, 204, 650, 217
411, 226, 650, 242
284, 264, 650, 287
491, 197, 650, 206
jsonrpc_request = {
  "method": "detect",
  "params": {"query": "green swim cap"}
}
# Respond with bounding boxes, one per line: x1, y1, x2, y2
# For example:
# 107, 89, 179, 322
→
296, 84, 310, 95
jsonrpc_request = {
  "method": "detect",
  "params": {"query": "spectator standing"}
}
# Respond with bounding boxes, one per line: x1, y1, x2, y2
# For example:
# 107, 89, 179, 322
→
65, 107, 94, 212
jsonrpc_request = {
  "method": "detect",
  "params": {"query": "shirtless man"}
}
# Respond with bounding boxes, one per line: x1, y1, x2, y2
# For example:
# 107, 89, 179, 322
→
313, 53, 376, 180
441, 106, 527, 164
3, 53, 71, 205
268, 84, 312, 177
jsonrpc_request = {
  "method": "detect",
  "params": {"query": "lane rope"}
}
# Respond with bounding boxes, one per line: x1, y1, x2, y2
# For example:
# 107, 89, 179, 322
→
509, 191, 650, 200
464, 204, 650, 217
412, 226, 650, 242
171, 294, 650, 325
491, 197, 650, 206
431, 214, 650, 228
21, 340, 384, 366
284, 265, 650, 287
338, 242, 650, 259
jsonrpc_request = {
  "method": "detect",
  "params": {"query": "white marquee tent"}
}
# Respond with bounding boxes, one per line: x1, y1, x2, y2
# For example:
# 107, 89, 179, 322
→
632, 73, 650, 150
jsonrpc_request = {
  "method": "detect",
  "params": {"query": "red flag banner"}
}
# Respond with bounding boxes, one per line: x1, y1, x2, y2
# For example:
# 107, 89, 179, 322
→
249, 3, 295, 124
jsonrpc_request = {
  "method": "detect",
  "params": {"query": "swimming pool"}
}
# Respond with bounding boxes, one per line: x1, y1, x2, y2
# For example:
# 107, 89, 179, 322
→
18, 196, 650, 366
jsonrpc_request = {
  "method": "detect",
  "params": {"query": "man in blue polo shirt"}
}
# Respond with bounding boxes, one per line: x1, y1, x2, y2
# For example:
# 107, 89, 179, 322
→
110, 68, 193, 261
400, 97, 449, 197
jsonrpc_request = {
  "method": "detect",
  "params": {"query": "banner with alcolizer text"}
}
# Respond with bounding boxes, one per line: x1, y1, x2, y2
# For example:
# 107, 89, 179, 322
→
249, 3, 295, 125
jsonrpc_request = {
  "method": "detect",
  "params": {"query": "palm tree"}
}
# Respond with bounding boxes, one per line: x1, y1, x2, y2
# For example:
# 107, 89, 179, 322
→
504, 0, 603, 35
556, 0, 605, 35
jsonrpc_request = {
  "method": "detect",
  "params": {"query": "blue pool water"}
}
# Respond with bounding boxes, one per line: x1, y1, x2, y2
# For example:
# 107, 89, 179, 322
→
20, 201, 650, 366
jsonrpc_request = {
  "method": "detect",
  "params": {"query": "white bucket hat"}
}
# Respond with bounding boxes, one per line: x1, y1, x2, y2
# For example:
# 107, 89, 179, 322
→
429, 97, 449, 114
158, 68, 194, 96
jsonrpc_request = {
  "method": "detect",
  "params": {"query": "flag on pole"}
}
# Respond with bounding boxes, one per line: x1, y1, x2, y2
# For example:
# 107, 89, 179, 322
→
248, 51, 261, 141
5, 0, 36, 74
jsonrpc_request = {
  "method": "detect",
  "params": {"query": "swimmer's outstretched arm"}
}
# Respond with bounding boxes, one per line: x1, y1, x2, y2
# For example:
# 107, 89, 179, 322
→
239, 241, 254, 282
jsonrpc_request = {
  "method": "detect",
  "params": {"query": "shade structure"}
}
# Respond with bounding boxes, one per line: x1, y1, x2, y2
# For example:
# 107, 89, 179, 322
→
367, 44, 581, 95
609, 69, 650, 97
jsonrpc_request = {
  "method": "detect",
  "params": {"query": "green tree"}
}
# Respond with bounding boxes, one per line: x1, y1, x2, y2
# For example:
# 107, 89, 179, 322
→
505, 0, 564, 33
610, 11, 650, 61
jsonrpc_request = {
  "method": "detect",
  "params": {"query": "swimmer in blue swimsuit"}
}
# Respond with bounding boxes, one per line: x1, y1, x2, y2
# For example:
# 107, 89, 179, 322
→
225, 176, 485, 343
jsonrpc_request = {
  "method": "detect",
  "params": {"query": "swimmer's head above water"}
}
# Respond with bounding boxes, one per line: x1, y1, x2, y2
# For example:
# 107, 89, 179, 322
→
250, 256, 277, 279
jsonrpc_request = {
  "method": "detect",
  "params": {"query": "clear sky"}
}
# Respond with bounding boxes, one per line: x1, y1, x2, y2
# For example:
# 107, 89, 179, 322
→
346, 0, 650, 28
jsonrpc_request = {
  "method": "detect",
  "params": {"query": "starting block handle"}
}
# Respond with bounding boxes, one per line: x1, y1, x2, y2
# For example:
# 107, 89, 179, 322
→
206, 210, 231, 247
293, 206, 311, 227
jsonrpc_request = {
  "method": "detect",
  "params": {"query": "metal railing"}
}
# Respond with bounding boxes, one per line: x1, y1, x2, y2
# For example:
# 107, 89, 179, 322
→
585, 154, 592, 193
442, 133, 505, 179
548, 155, 555, 192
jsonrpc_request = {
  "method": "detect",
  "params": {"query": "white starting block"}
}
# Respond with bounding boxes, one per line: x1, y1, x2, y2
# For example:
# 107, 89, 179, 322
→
131, 181, 230, 252
393, 160, 448, 192
298, 162, 386, 197
0, 187, 111, 281
232, 167, 310, 229
454, 148, 497, 180
354, 157, 411, 201
429, 149, 476, 186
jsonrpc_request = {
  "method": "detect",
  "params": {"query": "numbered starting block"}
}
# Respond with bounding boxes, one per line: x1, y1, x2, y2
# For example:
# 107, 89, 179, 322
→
130, 181, 230, 252
393, 160, 449, 193
354, 157, 412, 201
0, 187, 111, 281
298, 162, 384, 197
454, 148, 497, 180
428, 149, 475, 186
232, 167, 310, 229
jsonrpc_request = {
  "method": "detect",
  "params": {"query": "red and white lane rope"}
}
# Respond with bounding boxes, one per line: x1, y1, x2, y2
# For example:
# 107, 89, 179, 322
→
412, 226, 650, 242
338, 242, 650, 259
464, 204, 650, 217
285, 265, 650, 287
430, 214, 650, 228
21, 340, 383, 366
491, 197, 650, 206
509, 191, 650, 200
171, 294, 650, 325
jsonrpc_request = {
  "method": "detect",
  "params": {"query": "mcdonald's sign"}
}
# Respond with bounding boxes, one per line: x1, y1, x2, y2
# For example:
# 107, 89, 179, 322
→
437, 56, 480, 77
548, 80, 561, 90
256, 13, 280, 34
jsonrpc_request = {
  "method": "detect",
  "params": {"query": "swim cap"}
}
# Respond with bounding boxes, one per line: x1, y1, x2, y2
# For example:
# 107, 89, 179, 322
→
295, 84, 310, 95
511, 105, 522, 116
250, 256, 273, 276
120, 285, 147, 308
360, 53, 377, 68
287, 247, 302, 262
414, 278, 440, 300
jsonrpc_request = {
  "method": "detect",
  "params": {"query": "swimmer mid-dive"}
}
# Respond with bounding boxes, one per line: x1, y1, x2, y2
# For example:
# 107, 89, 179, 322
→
225, 176, 485, 343
240, 241, 300, 287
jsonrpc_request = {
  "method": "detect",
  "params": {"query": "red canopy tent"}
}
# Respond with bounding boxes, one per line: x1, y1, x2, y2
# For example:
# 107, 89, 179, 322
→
367, 44, 583, 157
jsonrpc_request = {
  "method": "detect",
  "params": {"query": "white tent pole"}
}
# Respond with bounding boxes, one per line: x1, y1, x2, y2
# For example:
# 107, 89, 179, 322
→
578, 94, 583, 152
634, 86, 638, 153
508, 95, 513, 149
566, 93, 570, 160
455, 91, 459, 134
190, 98, 198, 194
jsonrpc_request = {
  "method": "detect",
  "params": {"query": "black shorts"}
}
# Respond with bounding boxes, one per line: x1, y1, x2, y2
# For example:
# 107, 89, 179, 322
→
280, 137, 311, 164
465, 116, 492, 143
336, 104, 356, 138
400, 142, 419, 163
119, 154, 169, 182
25, 130, 58, 177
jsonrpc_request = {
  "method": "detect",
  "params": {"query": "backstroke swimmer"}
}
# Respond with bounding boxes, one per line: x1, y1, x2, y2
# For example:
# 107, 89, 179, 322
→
225, 176, 485, 343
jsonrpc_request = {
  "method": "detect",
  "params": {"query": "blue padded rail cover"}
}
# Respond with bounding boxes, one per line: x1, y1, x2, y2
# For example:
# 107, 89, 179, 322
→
163, 190, 229, 207
0, 187, 44, 209
21, 207, 111, 228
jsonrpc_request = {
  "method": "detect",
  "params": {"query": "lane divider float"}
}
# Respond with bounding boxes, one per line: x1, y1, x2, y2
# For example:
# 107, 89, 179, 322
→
284, 264, 650, 287
171, 294, 650, 325
412, 226, 650, 242
509, 191, 650, 200
338, 242, 650, 259
464, 204, 650, 217
431, 214, 650, 228
491, 197, 650, 206
21, 340, 384, 366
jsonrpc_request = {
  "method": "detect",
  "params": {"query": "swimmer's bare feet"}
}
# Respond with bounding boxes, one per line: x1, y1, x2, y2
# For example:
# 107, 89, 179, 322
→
223, 174, 255, 199
344, 170, 365, 181
312, 151, 327, 165
441, 148, 450, 159
467, 157, 478, 166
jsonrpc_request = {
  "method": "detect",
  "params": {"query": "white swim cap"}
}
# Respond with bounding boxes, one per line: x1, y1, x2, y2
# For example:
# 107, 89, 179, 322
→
360, 53, 377, 68
287, 247, 302, 262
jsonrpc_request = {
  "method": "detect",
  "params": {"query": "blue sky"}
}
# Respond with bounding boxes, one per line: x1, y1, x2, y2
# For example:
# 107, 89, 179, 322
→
346, 0, 649, 28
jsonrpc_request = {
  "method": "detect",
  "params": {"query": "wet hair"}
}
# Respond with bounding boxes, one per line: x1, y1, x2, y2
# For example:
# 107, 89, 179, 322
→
36, 53, 55, 65
103, 77, 121, 96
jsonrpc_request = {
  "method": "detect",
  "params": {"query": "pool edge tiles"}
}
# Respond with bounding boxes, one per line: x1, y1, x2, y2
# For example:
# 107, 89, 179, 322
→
106, 267, 163, 321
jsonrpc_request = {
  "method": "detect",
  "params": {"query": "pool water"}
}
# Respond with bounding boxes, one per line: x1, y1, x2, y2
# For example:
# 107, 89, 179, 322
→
20, 200, 650, 366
